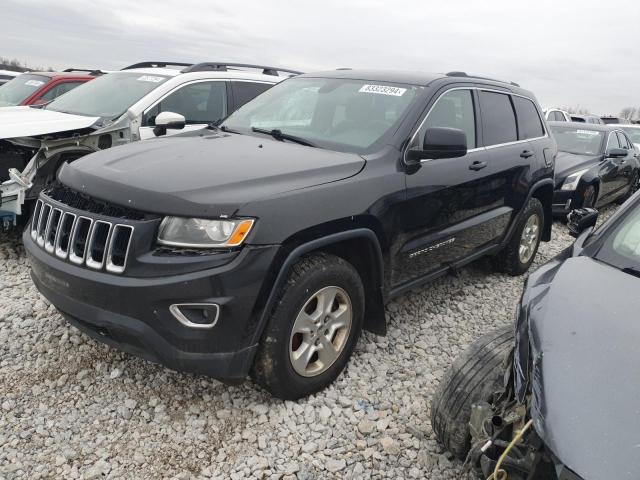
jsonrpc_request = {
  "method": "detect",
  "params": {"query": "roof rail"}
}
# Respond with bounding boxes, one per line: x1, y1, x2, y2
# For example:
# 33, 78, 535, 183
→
122, 62, 194, 71
63, 68, 107, 76
445, 71, 520, 87
181, 62, 303, 77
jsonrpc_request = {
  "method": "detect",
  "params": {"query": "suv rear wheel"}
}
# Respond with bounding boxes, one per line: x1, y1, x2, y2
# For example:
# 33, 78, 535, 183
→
494, 197, 544, 275
251, 253, 364, 399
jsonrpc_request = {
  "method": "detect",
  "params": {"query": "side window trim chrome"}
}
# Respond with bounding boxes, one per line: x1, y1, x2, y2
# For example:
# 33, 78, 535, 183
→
404, 86, 548, 165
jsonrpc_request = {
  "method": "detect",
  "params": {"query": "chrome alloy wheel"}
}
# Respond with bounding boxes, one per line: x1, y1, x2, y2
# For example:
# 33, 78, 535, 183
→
518, 214, 540, 264
289, 286, 352, 377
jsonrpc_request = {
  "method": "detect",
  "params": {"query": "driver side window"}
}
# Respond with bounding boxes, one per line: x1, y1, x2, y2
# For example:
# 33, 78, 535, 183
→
144, 81, 228, 126
417, 89, 476, 149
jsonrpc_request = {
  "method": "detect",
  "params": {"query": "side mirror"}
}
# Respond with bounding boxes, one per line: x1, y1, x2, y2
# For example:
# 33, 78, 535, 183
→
153, 111, 186, 137
567, 208, 598, 238
606, 147, 627, 159
406, 127, 467, 164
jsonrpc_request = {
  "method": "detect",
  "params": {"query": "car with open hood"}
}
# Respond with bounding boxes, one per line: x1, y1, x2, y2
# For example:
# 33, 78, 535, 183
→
550, 121, 639, 217
23, 69, 556, 399
0, 61, 297, 226
431, 197, 640, 480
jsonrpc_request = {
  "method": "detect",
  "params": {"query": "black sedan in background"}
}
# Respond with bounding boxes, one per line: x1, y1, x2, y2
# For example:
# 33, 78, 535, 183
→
431, 199, 640, 479
550, 121, 639, 216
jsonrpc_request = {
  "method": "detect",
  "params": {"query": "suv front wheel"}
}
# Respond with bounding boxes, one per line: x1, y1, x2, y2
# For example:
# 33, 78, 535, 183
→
494, 197, 544, 276
251, 252, 364, 399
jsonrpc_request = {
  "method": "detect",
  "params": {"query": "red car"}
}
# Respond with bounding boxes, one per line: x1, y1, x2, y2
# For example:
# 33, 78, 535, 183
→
0, 69, 100, 107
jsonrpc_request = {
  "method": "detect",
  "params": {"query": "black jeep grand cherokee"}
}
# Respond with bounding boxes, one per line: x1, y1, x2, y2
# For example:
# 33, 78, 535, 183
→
24, 70, 556, 399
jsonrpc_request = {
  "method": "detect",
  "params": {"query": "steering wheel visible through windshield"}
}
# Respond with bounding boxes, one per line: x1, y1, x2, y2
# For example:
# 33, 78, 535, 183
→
46, 71, 170, 119
222, 77, 420, 154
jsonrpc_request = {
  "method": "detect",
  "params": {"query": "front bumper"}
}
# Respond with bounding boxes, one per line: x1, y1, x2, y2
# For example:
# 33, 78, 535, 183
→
552, 189, 581, 217
25, 228, 280, 381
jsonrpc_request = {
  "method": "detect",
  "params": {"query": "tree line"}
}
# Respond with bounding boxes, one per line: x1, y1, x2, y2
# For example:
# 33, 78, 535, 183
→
0, 56, 53, 72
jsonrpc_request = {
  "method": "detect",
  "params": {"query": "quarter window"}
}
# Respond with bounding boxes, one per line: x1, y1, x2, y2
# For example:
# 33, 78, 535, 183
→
479, 91, 517, 146
514, 96, 544, 140
144, 81, 227, 126
419, 89, 476, 149
617, 132, 631, 149
231, 81, 272, 109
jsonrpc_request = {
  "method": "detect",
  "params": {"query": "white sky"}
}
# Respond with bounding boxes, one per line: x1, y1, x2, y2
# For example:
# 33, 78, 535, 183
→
4, 0, 639, 115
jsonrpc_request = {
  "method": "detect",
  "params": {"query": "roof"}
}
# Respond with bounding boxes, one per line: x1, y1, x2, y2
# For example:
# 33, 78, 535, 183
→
296, 69, 533, 95
20, 71, 97, 79
548, 121, 624, 132
0, 69, 20, 77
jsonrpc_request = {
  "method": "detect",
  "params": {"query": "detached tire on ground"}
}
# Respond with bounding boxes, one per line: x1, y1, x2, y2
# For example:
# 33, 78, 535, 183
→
430, 326, 514, 461
494, 197, 544, 276
251, 252, 364, 400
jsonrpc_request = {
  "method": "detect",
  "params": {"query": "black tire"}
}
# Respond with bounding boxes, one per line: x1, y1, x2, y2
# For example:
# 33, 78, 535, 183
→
494, 197, 544, 276
582, 184, 597, 208
430, 326, 514, 461
251, 252, 364, 400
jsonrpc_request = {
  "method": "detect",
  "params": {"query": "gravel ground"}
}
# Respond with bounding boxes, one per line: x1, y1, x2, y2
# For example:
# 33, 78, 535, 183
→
0, 209, 615, 480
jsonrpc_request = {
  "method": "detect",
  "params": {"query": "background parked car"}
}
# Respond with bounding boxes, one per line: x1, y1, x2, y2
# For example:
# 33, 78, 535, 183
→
570, 113, 604, 124
619, 123, 640, 150
543, 107, 571, 122
0, 69, 99, 107
0, 69, 19, 86
601, 115, 624, 124
431, 200, 640, 480
0, 61, 299, 225
550, 121, 639, 216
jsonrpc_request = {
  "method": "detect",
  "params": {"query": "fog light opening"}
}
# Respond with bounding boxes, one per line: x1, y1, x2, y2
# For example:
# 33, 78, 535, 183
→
169, 303, 220, 329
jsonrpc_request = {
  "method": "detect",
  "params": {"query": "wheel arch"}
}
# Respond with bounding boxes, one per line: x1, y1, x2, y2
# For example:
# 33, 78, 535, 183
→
530, 180, 554, 241
251, 227, 387, 348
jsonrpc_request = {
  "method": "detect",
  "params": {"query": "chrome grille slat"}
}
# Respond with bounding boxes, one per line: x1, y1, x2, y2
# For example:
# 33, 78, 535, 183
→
55, 212, 77, 259
44, 208, 62, 254
86, 221, 112, 270
31, 199, 43, 240
34, 196, 135, 274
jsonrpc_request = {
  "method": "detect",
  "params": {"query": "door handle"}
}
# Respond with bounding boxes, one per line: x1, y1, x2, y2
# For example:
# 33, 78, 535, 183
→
520, 150, 534, 159
469, 160, 487, 171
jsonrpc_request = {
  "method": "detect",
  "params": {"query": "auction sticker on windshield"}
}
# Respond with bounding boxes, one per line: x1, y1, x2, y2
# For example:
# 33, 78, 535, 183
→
577, 130, 600, 135
25, 80, 45, 87
137, 75, 165, 83
359, 84, 407, 96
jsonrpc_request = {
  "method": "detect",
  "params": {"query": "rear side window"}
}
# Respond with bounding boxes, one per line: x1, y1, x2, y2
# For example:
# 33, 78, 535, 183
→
231, 81, 272, 109
478, 91, 517, 146
513, 96, 544, 140
419, 89, 476, 149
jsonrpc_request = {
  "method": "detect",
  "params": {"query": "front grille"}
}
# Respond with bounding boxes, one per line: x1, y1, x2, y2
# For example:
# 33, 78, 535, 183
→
45, 184, 147, 221
31, 197, 134, 274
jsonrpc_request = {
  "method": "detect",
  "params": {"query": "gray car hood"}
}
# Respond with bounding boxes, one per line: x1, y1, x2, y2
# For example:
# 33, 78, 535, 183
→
58, 131, 366, 218
527, 256, 640, 480
0, 106, 100, 139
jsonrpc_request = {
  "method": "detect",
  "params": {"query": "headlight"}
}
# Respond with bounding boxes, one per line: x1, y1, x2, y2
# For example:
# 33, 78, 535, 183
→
157, 217, 255, 248
561, 168, 589, 191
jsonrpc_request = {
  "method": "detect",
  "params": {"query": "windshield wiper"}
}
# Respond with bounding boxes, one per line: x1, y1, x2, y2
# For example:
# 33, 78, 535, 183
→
621, 266, 640, 278
219, 125, 242, 134
251, 127, 316, 147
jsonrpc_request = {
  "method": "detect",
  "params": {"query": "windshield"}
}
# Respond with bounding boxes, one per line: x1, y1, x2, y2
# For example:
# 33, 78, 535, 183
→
0, 74, 50, 107
222, 77, 420, 153
620, 127, 640, 145
46, 72, 170, 119
551, 125, 604, 155
595, 204, 640, 271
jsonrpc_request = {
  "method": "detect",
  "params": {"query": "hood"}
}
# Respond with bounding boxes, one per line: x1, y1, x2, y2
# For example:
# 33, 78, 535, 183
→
58, 131, 366, 217
0, 106, 100, 139
526, 256, 640, 480
554, 151, 602, 183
